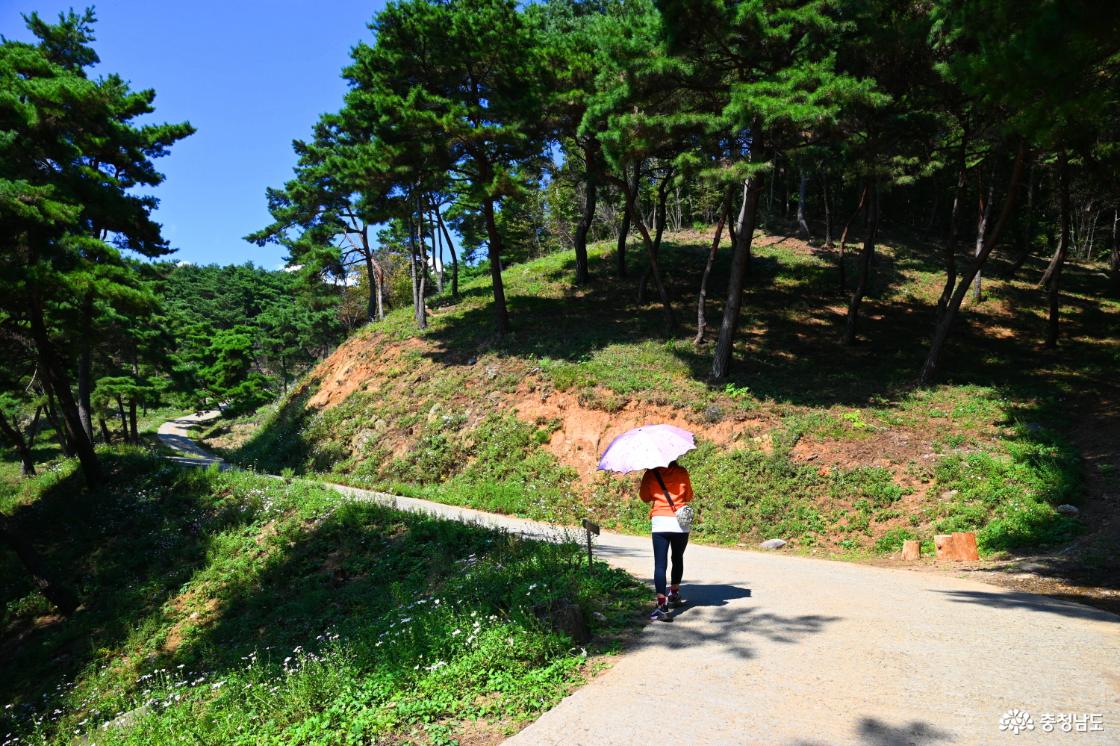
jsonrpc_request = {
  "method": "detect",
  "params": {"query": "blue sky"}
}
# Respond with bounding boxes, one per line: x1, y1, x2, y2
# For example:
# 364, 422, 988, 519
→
1, 0, 385, 267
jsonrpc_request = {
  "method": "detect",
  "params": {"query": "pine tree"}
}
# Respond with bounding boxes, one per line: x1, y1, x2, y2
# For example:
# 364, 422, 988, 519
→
346, 0, 548, 335
0, 9, 193, 486
247, 115, 390, 324
659, 0, 882, 379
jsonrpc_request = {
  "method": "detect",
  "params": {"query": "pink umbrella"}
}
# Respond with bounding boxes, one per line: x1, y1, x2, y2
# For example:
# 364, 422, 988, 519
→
597, 424, 696, 473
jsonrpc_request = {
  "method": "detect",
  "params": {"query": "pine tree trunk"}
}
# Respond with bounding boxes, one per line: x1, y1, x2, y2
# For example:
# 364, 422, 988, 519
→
116, 396, 129, 440
618, 175, 674, 329
44, 390, 74, 458
844, 182, 879, 345
77, 294, 95, 443
0, 410, 36, 477
971, 170, 996, 303
374, 263, 385, 320
694, 187, 733, 346
431, 210, 444, 294
784, 166, 791, 220
574, 142, 598, 285
616, 164, 638, 279
0, 513, 78, 615
1008, 160, 1036, 278
797, 171, 811, 240
364, 251, 379, 323
365, 241, 385, 321
129, 399, 138, 444
1042, 153, 1070, 349
409, 229, 419, 318
925, 192, 941, 233
77, 348, 93, 444
417, 201, 432, 305
920, 143, 1025, 385
766, 168, 775, 227
28, 299, 100, 485
1110, 208, 1119, 296
711, 177, 764, 381
937, 135, 969, 321
820, 173, 833, 247
482, 196, 511, 335
407, 206, 428, 330
28, 404, 44, 448
99, 417, 113, 445
638, 169, 673, 304
838, 186, 870, 293
573, 181, 596, 284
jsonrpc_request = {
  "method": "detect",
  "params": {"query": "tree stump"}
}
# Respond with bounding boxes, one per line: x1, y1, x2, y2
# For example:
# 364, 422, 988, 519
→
955, 531, 979, 560
934, 532, 979, 561
533, 598, 590, 644
901, 540, 920, 561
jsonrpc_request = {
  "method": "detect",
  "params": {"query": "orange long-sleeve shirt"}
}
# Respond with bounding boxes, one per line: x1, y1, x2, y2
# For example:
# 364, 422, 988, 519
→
639, 464, 694, 518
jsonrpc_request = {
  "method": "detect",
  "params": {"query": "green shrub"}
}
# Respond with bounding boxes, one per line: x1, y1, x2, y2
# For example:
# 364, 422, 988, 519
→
830, 467, 906, 507
875, 527, 916, 554
930, 423, 1082, 553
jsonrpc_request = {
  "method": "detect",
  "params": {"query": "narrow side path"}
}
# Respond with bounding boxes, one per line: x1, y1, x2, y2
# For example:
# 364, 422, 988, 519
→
157, 412, 228, 469
159, 415, 1120, 745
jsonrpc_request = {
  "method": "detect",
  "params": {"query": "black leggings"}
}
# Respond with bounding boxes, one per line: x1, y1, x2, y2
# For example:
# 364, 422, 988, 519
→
652, 532, 689, 596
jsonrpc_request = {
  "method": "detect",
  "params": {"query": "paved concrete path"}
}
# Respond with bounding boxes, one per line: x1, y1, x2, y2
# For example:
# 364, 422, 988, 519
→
156, 412, 228, 469
160, 417, 1120, 745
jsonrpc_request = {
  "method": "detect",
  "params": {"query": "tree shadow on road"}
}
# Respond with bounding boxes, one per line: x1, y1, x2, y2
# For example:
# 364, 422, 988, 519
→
793, 716, 954, 745
632, 582, 842, 659
855, 716, 955, 745
932, 589, 1119, 624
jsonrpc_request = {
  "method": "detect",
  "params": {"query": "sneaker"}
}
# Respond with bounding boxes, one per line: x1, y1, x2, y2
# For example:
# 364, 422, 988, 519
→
649, 604, 673, 622
667, 592, 685, 609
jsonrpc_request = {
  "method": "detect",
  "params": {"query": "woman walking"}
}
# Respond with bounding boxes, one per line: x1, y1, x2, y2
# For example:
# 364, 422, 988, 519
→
640, 460, 694, 622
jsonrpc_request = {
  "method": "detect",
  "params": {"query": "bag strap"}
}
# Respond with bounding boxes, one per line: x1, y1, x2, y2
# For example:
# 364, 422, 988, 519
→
653, 469, 676, 510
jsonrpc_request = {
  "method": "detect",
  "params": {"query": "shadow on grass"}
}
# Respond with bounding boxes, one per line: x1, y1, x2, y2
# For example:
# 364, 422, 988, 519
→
411, 235, 1117, 411
224, 385, 319, 474
0, 454, 649, 741
0, 452, 252, 728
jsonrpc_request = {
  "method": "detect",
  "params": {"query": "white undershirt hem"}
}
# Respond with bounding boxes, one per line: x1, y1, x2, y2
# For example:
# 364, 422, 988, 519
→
651, 515, 687, 533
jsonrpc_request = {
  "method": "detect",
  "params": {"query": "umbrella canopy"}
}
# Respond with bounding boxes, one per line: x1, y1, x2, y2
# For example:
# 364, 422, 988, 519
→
597, 424, 696, 473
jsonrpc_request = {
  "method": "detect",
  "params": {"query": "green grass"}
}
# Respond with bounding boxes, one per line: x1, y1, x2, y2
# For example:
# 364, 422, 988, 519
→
929, 420, 1081, 552
0, 452, 645, 745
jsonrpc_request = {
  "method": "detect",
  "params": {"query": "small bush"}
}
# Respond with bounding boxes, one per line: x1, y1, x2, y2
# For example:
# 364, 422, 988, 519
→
875, 527, 916, 554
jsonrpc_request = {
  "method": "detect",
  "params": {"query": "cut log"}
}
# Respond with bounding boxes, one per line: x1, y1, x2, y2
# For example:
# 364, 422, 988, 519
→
934, 532, 979, 561
901, 540, 920, 561
954, 531, 979, 561
934, 534, 954, 559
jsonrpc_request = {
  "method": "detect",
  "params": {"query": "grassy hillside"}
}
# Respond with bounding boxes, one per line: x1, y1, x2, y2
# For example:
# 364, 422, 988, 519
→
0, 451, 643, 745
205, 229, 1119, 560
